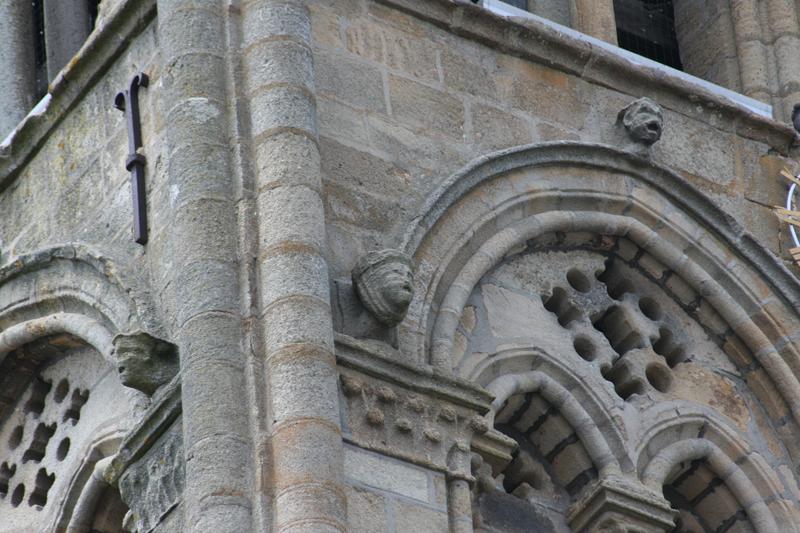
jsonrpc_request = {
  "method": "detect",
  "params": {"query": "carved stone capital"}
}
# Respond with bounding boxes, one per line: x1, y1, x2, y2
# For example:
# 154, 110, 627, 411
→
113, 331, 178, 396
567, 476, 677, 532
336, 334, 493, 476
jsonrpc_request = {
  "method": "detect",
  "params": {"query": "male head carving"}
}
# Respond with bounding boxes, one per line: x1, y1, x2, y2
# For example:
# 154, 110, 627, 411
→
619, 97, 664, 146
352, 249, 415, 326
113, 331, 178, 396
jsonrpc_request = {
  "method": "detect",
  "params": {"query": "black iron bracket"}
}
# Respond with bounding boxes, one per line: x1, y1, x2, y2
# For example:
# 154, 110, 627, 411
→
114, 72, 149, 245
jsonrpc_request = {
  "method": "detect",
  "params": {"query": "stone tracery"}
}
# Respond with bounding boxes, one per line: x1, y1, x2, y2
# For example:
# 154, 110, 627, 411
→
0, 246, 168, 532
398, 143, 800, 531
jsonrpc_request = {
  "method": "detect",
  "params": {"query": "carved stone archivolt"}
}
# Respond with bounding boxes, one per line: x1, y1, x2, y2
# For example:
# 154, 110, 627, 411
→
390, 143, 800, 530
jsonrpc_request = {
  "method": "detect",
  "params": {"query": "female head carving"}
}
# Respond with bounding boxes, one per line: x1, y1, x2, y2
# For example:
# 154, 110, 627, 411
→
352, 249, 415, 326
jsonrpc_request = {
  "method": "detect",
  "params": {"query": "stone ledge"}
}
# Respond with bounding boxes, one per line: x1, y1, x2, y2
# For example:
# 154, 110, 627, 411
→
0, 0, 156, 186
377, 0, 797, 153
335, 332, 494, 414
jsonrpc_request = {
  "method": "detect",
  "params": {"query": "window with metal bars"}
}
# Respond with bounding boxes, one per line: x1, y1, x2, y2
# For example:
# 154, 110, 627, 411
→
613, 0, 683, 70
30, 0, 103, 102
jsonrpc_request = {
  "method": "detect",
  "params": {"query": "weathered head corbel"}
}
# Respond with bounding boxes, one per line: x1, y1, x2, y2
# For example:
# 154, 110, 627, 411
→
113, 331, 179, 396
352, 249, 415, 326
618, 97, 664, 147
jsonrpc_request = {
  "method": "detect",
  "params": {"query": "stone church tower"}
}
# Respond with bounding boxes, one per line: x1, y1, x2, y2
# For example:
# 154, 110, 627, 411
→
1, 0, 800, 531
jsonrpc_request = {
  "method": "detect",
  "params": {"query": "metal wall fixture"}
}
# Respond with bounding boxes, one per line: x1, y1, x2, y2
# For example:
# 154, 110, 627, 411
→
114, 72, 149, 245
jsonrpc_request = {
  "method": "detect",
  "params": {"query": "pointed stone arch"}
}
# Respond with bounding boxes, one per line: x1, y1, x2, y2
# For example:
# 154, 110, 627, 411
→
399, 141, 800, 437
0, 244, 163, 531
636, 403, 800, 532
0, 244, 161, 422
477, 347, 631, 477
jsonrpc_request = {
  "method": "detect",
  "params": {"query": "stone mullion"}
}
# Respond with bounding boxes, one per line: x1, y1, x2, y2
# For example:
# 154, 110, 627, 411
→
730, 0, 773, 105
0, 2, 36, 137
42, 0, 91, 82
764, 0, 800, 120
241, 0, 346, 531
158, 1, 254, 531
570, 0, 618, 45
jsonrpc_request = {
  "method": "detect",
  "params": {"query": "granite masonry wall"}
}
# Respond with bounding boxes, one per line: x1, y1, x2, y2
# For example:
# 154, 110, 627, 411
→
0, 0, 799, 532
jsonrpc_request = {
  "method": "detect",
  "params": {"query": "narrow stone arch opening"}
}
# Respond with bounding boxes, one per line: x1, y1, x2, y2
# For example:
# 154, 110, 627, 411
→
662, 458, 752, 532
636, 411, 800, 532
472, 391, 601, 532
394, 140, 800, 530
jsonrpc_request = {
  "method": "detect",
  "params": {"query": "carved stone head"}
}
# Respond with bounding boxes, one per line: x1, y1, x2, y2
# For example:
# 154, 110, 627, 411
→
352, 250, 415, 326
113, 331, 178, 396
618, 97, 664, 145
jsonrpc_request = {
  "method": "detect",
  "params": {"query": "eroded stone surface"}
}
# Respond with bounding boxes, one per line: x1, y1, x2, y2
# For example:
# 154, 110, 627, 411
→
113, 332, 178, 397
118, 425, 184, 533
618, 97, 664, 146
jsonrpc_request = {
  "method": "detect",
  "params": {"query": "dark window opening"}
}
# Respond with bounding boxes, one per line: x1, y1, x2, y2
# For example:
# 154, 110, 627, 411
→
613, 0, 682, 70
88, 0, 101, 32
32, 0, 48, 101
29, 0, 101, 102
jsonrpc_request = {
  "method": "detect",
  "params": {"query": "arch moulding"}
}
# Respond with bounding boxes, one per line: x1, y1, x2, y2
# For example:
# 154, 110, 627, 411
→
0, 243, 162, 418
398, 141, 800, 431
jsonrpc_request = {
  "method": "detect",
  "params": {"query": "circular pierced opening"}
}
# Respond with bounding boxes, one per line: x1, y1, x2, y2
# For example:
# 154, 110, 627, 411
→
566, 269, 591, 293
8, 426, 23, 450
573, 336, 596, 361
53, 379, 69, 403
646, 363, 672, 393
11, 484, 24, 507
638, 297, 662, 321
56, 438, 70, 461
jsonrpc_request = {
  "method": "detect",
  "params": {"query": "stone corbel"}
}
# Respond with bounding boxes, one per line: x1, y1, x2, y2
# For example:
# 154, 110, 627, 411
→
332, 250, 415, 347
616, 97, 664, 156
567, 475, 678, 532
113, 331, 178, 397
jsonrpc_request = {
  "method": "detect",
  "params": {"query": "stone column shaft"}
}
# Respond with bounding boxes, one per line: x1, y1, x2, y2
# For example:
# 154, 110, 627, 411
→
43, 0, 91, 79
764, 0, 800, 119
448, 479, 474, 533
570, 0, 618, 45
158, 0, 253, 531
730, 0, 771, 104
240, 0, 346, 531
0, 2, 36, 137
